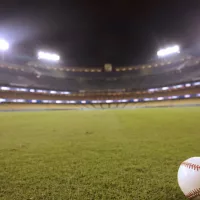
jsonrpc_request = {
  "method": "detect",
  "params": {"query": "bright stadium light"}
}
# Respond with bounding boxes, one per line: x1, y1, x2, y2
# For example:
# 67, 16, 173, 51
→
0, 39, 9, 60
157, 45, 180, 57
0, 39, 9, 51
37, 51, 60, 62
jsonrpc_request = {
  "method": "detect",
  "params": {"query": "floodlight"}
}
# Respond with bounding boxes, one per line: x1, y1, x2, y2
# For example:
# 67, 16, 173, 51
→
37, 51, 60, 62
157, 45, 180, 57
0, 39, 9, 51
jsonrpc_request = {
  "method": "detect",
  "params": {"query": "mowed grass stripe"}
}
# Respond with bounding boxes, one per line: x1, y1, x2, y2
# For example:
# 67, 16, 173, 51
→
0, 108, 199, 199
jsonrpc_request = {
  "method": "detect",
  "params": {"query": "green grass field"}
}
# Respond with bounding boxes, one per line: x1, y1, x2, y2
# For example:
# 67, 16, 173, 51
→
0, 108, 200, 200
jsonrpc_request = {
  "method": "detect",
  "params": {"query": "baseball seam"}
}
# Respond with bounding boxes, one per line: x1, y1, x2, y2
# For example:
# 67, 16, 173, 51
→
186, 188, 200, 199
181, 162, 200, 171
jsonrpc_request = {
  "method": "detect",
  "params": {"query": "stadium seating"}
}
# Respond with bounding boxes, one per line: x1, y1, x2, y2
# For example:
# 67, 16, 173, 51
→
0, 55, 200, 111
0, 56, 200, 91
0, 87, 199, 101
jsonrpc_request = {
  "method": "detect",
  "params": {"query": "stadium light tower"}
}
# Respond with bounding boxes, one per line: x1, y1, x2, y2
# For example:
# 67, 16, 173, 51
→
37, 51, 60, 62
157, 45, 180, 58
0, 39, 9, 60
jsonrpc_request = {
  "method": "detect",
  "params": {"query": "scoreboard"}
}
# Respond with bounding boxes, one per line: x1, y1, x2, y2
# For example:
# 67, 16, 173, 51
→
104, 63, 112, 72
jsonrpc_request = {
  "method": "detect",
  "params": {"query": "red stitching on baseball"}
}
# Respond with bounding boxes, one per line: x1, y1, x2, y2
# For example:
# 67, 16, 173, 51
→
186, 188, 200, 199
181, 162, 200, 171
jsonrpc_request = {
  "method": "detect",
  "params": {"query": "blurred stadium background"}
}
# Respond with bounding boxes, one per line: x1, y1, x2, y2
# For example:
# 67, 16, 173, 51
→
0, 48, 200, 111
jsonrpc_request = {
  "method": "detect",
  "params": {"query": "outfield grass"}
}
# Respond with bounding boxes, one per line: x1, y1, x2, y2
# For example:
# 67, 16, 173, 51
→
0, 108, 200, 199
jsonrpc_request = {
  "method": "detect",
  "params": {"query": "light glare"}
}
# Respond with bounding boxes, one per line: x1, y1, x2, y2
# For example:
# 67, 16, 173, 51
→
0, 39, 9, 51
0, 98, 6, 103
0, 86, 10, 91
157, 97, 164, 100
38, 51, 60, 62
157, 45, 180, 57
184, 94, 191, 98
106, 100, 113, 103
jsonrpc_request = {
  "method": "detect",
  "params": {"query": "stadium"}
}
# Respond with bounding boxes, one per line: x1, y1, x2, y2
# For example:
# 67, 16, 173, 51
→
0, 49, 200, 111
0, 42, 200, 200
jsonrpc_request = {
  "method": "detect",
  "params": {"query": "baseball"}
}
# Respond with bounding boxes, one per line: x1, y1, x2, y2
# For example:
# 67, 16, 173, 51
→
178, 157, 200, 199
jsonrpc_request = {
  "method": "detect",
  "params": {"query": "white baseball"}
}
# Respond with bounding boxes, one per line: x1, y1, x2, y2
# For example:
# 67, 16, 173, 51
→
178, 157, 200, 199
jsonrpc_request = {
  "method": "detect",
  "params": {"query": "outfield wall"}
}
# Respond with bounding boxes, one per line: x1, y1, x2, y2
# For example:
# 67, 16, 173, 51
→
0, 104, 83, 111
126, 99, 200, 108
1, 99, 200, 111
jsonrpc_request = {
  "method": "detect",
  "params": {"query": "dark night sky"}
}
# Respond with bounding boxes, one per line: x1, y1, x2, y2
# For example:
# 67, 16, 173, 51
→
0, 0, 200, 66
